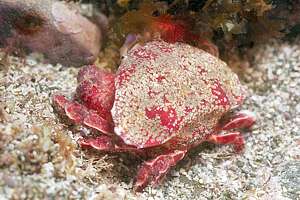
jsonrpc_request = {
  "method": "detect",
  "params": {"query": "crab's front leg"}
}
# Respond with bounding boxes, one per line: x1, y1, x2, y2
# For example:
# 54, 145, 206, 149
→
134, 150, 187, 192
79, 135, 145, 155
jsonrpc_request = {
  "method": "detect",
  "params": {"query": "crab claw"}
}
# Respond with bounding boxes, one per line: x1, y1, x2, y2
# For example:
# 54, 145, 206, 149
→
53, 94, 113, 134
76, 65, 115, 122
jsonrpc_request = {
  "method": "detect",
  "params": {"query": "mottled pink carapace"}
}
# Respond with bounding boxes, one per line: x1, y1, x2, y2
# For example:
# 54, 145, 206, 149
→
112, 41, 245, 148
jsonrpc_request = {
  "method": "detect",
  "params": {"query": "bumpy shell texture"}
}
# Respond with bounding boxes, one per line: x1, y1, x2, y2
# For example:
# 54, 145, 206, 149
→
112, 41, 244, 149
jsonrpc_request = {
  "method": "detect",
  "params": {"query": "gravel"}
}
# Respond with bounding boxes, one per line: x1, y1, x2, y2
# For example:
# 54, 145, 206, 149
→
0, 39, 299, 199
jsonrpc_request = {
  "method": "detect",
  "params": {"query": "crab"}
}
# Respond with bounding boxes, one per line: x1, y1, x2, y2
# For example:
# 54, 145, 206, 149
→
53, 40, 255, 191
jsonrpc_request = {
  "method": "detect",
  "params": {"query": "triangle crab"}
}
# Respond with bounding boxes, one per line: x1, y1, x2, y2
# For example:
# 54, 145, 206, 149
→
53, 39, 255, 191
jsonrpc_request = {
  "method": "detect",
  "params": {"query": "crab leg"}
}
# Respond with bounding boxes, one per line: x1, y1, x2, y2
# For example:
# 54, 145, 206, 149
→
207, 132, 245, 152
205, 110, 255, 152
79, 135, 144, 154
53, 94, 113, 134
134, 150, 187, 192
221, 110, 256, 131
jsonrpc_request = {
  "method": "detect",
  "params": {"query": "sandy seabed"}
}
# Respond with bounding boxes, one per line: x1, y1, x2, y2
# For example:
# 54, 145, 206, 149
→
0, 39, 299, 200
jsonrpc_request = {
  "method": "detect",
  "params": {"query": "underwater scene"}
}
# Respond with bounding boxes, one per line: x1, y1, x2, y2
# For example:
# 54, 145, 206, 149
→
0, 0, 299, 199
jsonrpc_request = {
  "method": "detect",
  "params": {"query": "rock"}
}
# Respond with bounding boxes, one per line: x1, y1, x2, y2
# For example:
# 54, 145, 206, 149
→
0, 0, 104, 67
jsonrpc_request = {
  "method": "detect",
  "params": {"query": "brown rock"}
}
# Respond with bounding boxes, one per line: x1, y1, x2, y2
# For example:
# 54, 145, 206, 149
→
0, 0, 103, 67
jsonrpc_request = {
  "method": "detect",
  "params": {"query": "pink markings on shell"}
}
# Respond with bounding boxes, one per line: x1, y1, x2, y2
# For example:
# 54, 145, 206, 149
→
132, 47, 158, 60
147, 89, 160, 98
211, 80, 230, 108
197, 65, 208, 75
143, 136, 161, 148
184, 106, 193, 114
145, 106, 182, 133
156, 75, 166, 83
114, 126, 160, 148
116, 64, 136, 87
112, 41, 248, 150
154, 42, 175, 53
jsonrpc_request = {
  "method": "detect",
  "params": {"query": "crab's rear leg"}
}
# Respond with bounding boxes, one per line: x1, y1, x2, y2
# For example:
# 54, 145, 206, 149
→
220, 110, 256, 131
207, 132, 245, 152
207, 110, 256, 152
134, 150, 187, 192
